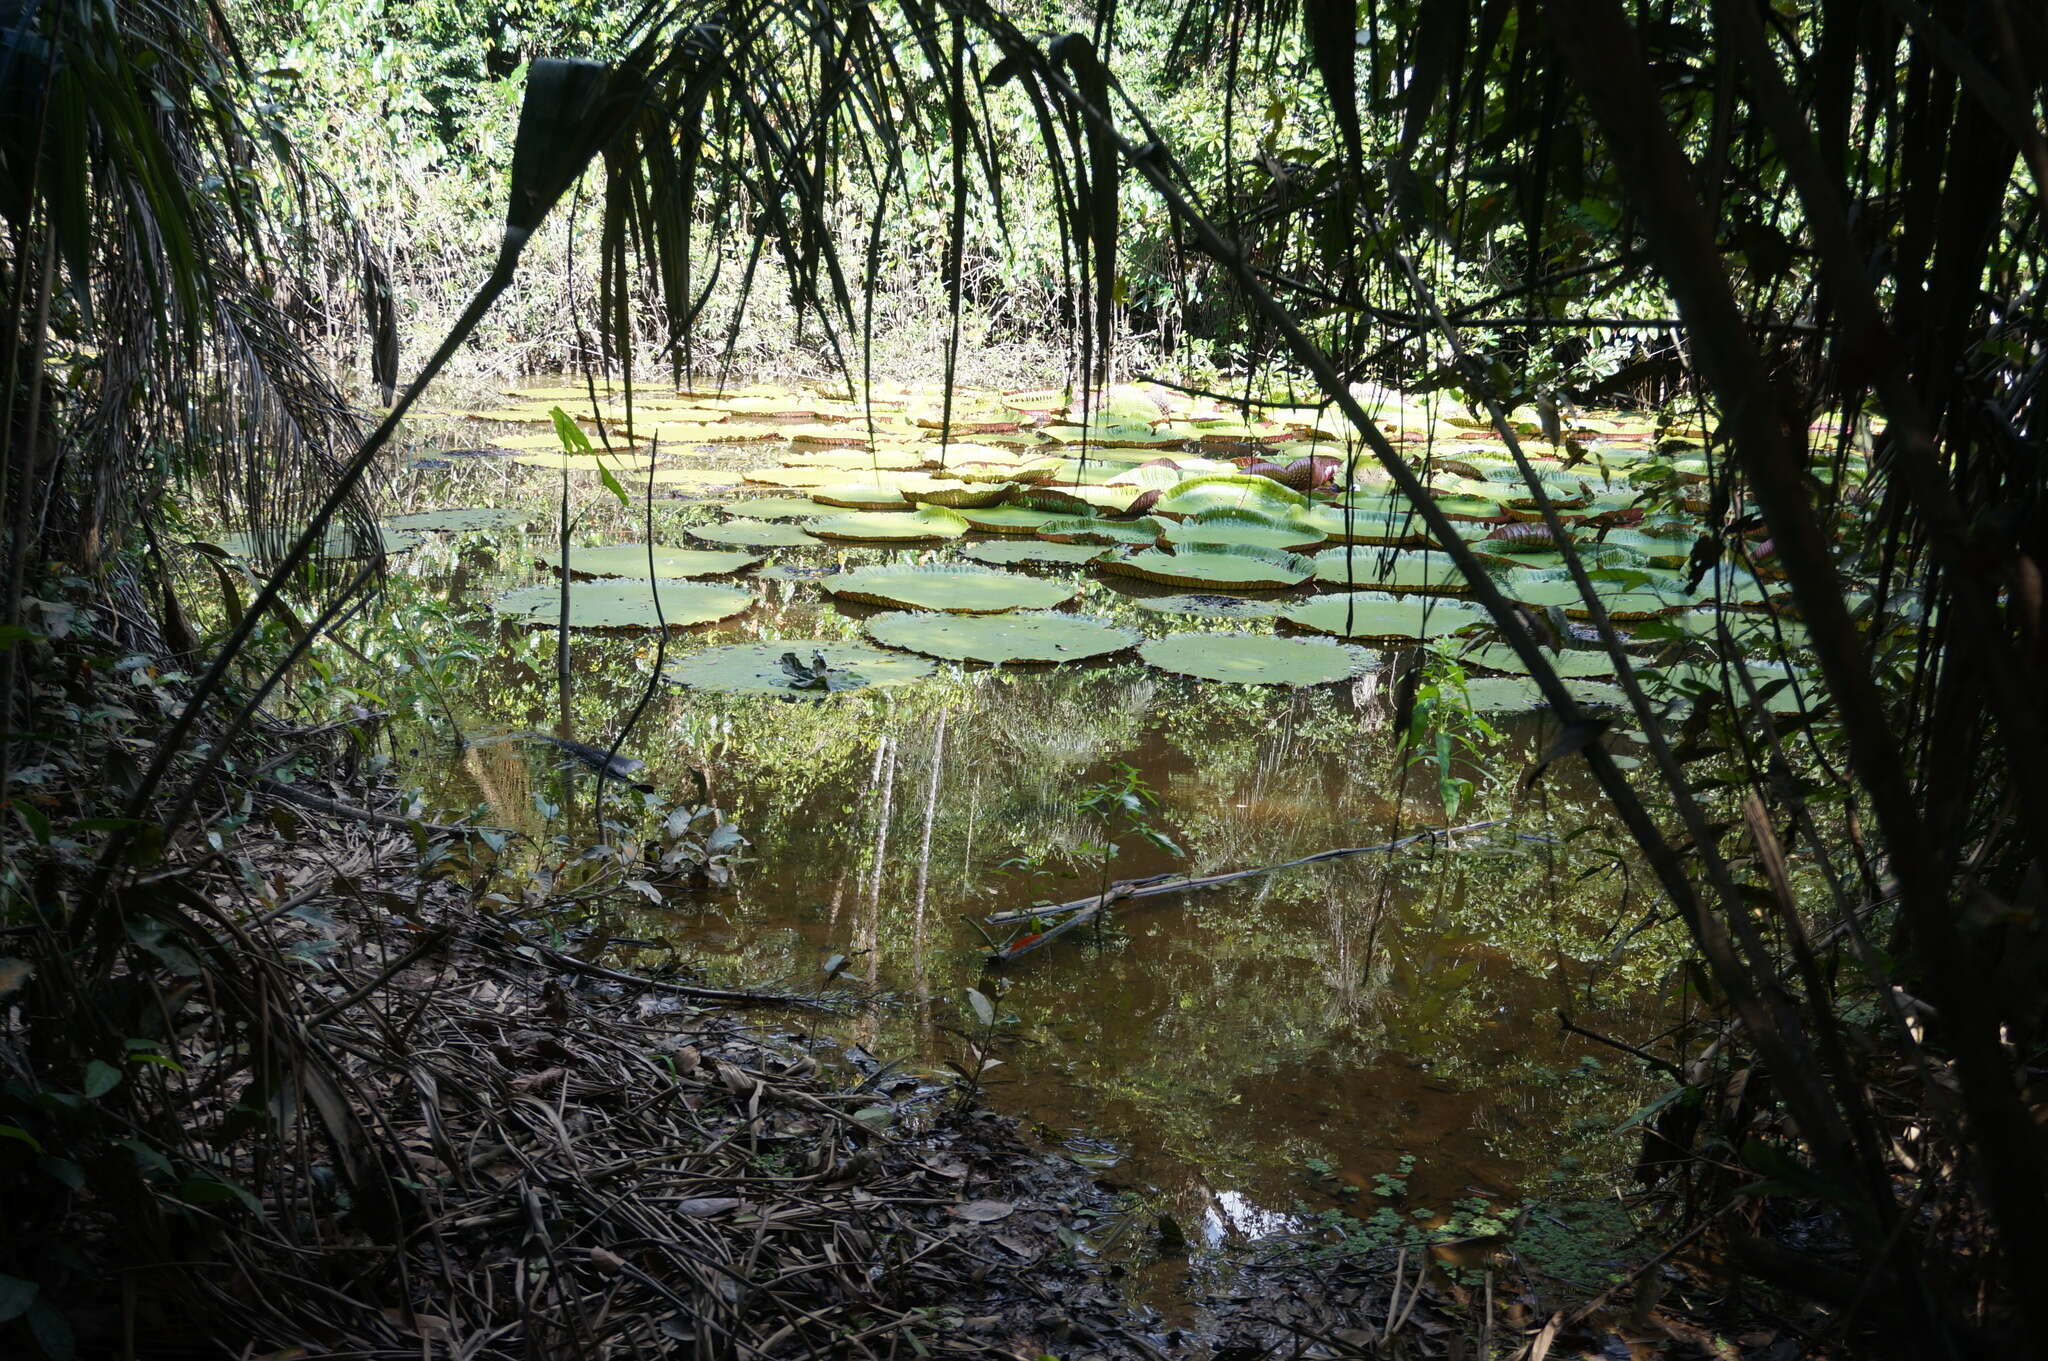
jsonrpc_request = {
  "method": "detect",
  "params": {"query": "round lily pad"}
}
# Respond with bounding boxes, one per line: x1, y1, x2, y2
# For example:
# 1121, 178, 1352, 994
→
780, 447, 927, 470
662, 641, 933, 694
1460, 675, 1630, 713
1137, 632, 1370, 686
511, 451, 659, 473
804, 508, 970, 542
1307, 505, 1433, 546
956, 504, 1067, 535
1281, 592, 1483, 642
810, 482, 912, 511
1158, 509, 1327, 553
1099, 545, 1314, 591
960, 540, 1109, 568
686, 521, 818, 548
383, 508, 527, 533
822, 563, 1076, 613
1036, 516, 1160, 546
538, 544, 759, 578
490, 580, 754, 630
651, 468, 742, 489
1130, 594, 1284, 620
1312, 548, 1473, 594
1150, 474, 1311, 518
217, 525, 421, 562
1501, 577, 1686, 620
743, 466, 844, 488
724, 496, 822, 520
1454, 644, 1620, 678
865, 611, 1139, 665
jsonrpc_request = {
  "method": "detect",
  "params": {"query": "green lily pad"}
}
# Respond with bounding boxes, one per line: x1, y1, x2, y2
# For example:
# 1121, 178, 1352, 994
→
804, 508, 971, 542
1100, 545, 1314, 590
724, 496, 823, 520
1500, 577, 1686, 620
686, 521, 818, 548
1307, 505, 1433, 546
216, 525, 422, 562
1460, 675, 1630, 713
1453, 644, 1620, 678
511, 451, 659, 472
538, 544, 760, 578
1036, 515, 1161, 545
1150, 474, 1311, 518
822, 563, 1076, 613
864, 611, 1139, 664
1137, 632, 1370, 686
956, 504, 1067, 535
743, 466, 844, 488
1130, 594, 1285, 620
383, 508, 527, 533
651, 468, 742, 489
491, 580, 754, 630
780, 447, 928, 470
1158, 507, 1326, 553
1281, 592, 1483, 642
662, 641, 934, 694
809, 482, 910, 511
901, 479, 1016, 509
960, 540, 1110, 568
1312, 548, 1474, 594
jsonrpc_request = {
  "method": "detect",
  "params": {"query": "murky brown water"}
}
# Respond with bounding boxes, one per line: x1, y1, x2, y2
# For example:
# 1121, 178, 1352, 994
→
370, 409, 1683, 1304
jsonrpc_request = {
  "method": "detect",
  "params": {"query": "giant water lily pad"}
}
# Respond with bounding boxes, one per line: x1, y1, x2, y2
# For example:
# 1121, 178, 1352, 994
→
651, 468, 742, 489
1158, 508, 1327, 553
1281, 592, 1482, 642
961, 540, 1109, 568
1137, 632, 1369, 686
539, 544, 759, 578
956, 505, 1066, 534
743, 466, 844, 488
384, 508, 527, 533
1036, 515, 1161, 546
1307, 505, 1433, 546
809, 482, 910, 511
1501, 576, 1686, 620
1454, 644, 1620, 679
1130, 594, 1284, 620
901, 479, 1016, 509
511, 451, 660, 472
1312, 548, 1473, 594
823, 563, 1076, 613
724, 496, 823, 520
687, 521, 818, 548
1150, 474, 1310, 518
491, 580, 754, 629
1460, 675, 1630, 713
804, 508, 970, 542
780, 447, 928, 470
662, 641, 933, 694
217, 525, 421, 562
865, 611, 1138, 664
1099, 545, 1314, 591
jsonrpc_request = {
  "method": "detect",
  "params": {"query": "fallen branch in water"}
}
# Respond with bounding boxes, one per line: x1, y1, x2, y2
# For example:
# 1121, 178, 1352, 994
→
984, 818, 1522, 963
497, 935, 826, 1010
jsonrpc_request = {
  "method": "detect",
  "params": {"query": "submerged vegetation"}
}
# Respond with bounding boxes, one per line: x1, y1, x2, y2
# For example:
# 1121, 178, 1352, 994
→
2, 0, 2044, 1357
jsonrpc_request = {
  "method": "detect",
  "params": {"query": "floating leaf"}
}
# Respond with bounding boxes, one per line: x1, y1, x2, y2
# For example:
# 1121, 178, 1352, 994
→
1281, 592, 1482, 642
960, 540, 1109, 568
1312, 548, 1474, 594
1501, 577, 1686, 620
1461, 676, 1630, 713
1099, 544, 1314, 590
511, 451, 659, 473
1454, 644, 1620, 679
1129, 594, 1284, 620
216, 525, 421, 562
901, 479, 1016, 509
662, 642, 934, 694
822, 563, 1076, 613
1150, 473, 1311, 518
865, 611, 1138, 664
1158, 507, 1326, 553
383, 508, 527, 533
491, 581, 754, 630
1035, 515, 1160, 545
651, 468, 742, 489
539, 544, 759, 579
955, 505, 1066, 535
724, 496, 822, 520
686, 521, 818, 548
808, 482, 910, 511
1138, 632, 1370, 686
1307, 505, 1433, 546
804, 508, 971, 542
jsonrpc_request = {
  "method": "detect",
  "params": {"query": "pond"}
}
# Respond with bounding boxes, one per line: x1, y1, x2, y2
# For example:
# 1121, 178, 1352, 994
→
305, 377, 1806, 1305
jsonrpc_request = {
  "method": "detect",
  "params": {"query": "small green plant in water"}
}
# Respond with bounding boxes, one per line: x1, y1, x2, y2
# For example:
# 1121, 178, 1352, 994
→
1399, 641, 1501, 821
1071, 763, 1182, 919
942, 985, 1019, 1113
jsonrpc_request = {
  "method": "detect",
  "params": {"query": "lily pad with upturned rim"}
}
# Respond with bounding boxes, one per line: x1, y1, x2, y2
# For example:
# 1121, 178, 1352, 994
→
1453, 644, 1621, 678
538, 544, 760, 579
1280, 592, 1483, 642
956, 505, 1067, 535
960, 540, 1110, 568
686, 521, 819, 548
724, 496, 824, 520
1137, 632, 1370, 686
662, 642, 934, 694
1098, 544, 1314, 591
216, 525, 422, 562
864, 611, 1139, 665
822, 563, 1076, 613
1312, 548, 1474, 594
383, 508, 528, 533
1129, 594, 1285, 620
1460, 675, 1630, 713
490, 580, 754, 630
804, 508, 971, 542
